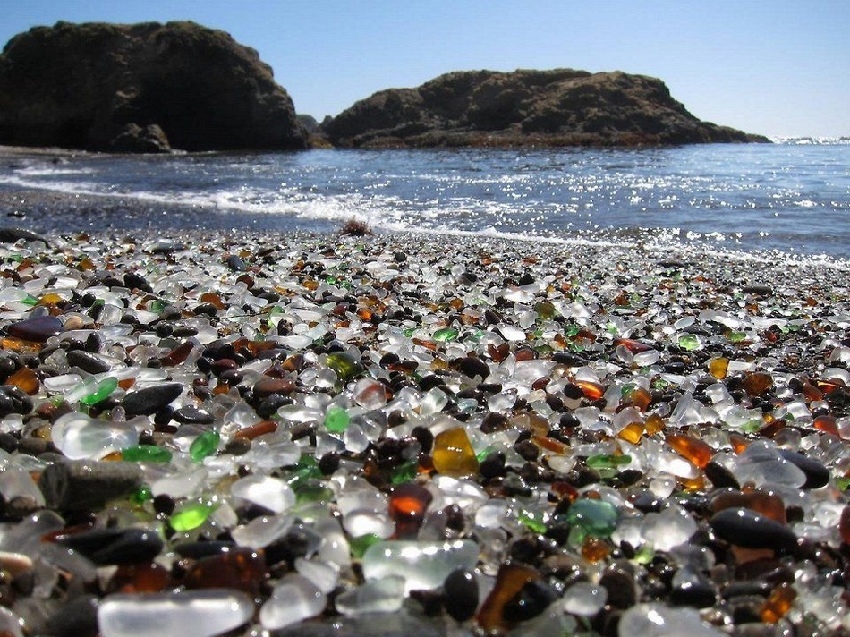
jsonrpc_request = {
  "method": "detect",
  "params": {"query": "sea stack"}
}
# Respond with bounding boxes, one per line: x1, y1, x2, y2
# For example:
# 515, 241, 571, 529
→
0, 21, 308, 152
322, 68, 770, 148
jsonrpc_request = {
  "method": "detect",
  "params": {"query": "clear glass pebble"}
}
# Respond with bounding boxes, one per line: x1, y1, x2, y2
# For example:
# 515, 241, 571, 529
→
564, 581, 608, 617
98, 590, 254, 637
361, 539, 480, 593
259, 573, 326, 630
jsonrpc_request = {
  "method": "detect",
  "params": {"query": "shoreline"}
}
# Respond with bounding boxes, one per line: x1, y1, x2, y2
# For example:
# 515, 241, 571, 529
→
2, 184, 850, 275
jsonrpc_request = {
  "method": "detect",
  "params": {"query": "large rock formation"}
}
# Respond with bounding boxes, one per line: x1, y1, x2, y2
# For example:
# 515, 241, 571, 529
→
322, 69, 768, 148
0, 21, 307, 152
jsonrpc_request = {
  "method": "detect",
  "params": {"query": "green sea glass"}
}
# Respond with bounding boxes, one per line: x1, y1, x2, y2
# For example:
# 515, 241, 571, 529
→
122, 445, 172, 463
326, 352, 363, 381
80, 377, 118, 406
324, 406, 350, 433
190, 430, 220, 462
433, 327, 459, 342
563, 498, 618, 543
170, 503, 215, 532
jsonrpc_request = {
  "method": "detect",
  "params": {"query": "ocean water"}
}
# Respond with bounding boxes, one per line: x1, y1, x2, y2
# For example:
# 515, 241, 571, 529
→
1, 138, 848, 259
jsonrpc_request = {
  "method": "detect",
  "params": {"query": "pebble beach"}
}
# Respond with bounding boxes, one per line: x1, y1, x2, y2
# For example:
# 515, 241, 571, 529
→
1, 188, 850, 636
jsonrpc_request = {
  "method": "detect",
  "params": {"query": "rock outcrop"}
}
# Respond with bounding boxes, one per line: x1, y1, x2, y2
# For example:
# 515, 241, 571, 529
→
0, 21, 307, 152
322, 69, 769, 148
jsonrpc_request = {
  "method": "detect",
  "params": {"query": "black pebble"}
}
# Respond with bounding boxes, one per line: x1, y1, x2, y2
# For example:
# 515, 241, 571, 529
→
709, 507, 797, 551
122, 382, 183, 415
0, 385, 32, 417
45, 594, 99, 637
56, 528, 164, 565
443, 568, 479, 621
779, 449, 830, 489
502, 580, 557, 623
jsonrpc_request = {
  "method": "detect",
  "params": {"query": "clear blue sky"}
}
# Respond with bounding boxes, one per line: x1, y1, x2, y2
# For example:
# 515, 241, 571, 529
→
2, 1, 848, 138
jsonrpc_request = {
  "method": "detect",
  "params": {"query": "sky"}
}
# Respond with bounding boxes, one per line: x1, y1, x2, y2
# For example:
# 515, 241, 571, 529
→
1, 1, 848, 138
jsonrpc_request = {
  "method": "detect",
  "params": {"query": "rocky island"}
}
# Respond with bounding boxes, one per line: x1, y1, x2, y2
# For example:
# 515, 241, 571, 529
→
0, 21, 307, 152
0, 21, 768, 153
321, 69, 769, 148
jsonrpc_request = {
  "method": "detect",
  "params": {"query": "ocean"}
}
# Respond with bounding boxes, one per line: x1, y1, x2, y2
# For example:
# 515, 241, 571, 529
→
1, 138, 848, 260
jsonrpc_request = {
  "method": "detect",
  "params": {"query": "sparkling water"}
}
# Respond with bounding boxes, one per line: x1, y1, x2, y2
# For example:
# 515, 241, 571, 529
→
2, 140, 848, 258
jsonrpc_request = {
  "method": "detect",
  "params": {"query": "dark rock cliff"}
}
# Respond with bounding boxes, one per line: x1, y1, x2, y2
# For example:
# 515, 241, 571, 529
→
0, 21, 307, 152
322, 69, 769, 148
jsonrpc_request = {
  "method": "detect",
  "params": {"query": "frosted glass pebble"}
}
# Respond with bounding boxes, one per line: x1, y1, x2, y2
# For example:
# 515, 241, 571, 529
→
231, 475, 295, 514
98, 590, 254, 637
295, 557, 339, 593
342, 511, 393, 539
430, 476, 489, 510
316, 516, 352, 569
232, 513, 294, 549
0, 466, 45, 506
642, 506, 698, 551
564, 581, 608, 616
475, 500, 510, 530
335, 575, 405, 616
42, 373, 83, 393
498, 324, 526, 342
361, 539, 479, 593
618, 603, 724, 637
0, 607, 24, 637
259, 573, 326, 630
51, 412, 141, 460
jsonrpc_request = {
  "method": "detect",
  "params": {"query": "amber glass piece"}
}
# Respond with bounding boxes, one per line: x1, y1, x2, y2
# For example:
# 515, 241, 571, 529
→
477, 563, 540, 631
710, 490, 786, 523
839, 505, 850, 545
235, 420, 277, 440
742, 372, 773, 397
679, 475, 706, 491
575, 380, 605, 401
432, 427, 479, 477
812, 415, 839, 436
666, 433, 713, 468
4, 366, 39, 395
253, 377, 296, 399
183, 548, 266, 596
524, 413, 549, 437
614, 338, 653, 353
815, 378, 845, 395
412, 337, 438, 352
160, 341, 193, 366
550, 480, 579, 502
708, 357, 729, 380
644, 413, 665, 436
37, 292, 65, 307
729, 434, 750, 454
2, 336, 40, 353
118, 378, 135, 391
617, 421, 644, 445
581, 536, 610, 563
801, 382, 824, 402
388, 482, 433, 539
627, 387, 652, 412
532, 434, 569, 455
488, 343, 510, 362
761, 583, 796, 623
199, 292, 225, 309
110, 562, 170, 593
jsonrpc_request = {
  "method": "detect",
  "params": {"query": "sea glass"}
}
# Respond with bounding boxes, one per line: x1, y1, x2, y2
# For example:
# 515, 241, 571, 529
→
98, 590, 254, 637
432, 427, 479, 477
